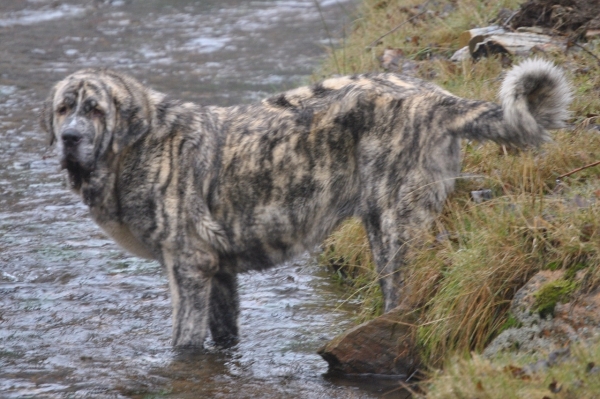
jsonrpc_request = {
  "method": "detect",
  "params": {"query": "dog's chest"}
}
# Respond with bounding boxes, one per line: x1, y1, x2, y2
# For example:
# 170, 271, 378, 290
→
92, 215, 156, 260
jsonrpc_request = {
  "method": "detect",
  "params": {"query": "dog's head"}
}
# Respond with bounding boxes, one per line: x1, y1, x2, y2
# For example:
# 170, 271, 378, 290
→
40, 68, 155, 190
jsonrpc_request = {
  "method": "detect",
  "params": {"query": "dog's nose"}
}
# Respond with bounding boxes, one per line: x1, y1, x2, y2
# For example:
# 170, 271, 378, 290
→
61, 129, 82, 147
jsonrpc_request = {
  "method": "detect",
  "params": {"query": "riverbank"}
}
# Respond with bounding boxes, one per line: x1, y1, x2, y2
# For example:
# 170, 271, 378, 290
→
316, 0, 600, 396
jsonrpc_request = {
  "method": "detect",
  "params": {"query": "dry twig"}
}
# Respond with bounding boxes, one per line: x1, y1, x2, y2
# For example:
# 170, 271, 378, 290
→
557, 160, 600, 180
568, 38, 600, 65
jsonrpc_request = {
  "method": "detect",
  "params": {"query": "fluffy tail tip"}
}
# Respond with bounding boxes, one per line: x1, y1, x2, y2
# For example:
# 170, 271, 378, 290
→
500, 58, 572, 143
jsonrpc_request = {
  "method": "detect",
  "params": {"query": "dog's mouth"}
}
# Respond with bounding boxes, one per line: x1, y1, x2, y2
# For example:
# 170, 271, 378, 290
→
61, 156, 92, 190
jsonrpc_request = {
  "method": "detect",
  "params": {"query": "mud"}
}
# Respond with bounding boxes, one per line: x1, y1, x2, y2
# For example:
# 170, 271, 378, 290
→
0, 1, 409, 398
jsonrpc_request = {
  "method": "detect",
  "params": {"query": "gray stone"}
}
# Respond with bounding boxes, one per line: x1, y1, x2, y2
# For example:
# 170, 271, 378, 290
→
484, 270, 600, 358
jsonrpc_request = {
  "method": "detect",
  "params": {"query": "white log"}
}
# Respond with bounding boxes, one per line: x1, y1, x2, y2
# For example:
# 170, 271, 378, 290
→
471, 32, 567, 57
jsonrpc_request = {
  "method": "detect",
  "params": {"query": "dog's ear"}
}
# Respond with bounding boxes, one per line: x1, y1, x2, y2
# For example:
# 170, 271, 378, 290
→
40, 88, 56, 146
108, 75, 152, 154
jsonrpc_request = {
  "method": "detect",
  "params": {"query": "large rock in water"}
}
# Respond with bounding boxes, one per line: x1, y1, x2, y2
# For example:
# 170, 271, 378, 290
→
318, 305, 420, 375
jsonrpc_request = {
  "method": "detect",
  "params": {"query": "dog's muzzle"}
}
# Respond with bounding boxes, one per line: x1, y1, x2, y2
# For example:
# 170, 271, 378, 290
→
61, 128, 83, 150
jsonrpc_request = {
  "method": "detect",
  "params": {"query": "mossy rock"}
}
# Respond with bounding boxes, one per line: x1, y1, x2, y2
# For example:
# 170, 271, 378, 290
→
533, 279, 578, 318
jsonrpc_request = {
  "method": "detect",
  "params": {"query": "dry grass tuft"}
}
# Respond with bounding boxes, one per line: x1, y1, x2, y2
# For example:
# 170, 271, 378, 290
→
320, 219, 383, 322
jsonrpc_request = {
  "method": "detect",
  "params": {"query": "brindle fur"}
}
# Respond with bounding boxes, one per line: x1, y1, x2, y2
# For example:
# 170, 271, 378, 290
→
41, 59, 571, 347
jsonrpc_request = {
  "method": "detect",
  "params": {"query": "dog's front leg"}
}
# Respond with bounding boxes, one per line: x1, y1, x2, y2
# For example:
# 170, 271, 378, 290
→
163, 252, 216, 348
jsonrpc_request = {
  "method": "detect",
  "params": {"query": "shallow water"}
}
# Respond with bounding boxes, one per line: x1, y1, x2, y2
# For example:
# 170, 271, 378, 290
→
0, 1, 409, 397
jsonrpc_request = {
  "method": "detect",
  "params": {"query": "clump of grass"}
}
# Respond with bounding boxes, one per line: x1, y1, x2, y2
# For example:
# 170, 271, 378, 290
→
319, 219, 383, 322
414, 196, 543, 364
317, 0, 600, 370
421, 338, 600, 399
497, 312, 522, 334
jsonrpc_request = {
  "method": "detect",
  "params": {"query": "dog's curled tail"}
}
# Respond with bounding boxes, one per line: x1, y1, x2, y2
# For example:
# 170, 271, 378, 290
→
498, 58, 572, 147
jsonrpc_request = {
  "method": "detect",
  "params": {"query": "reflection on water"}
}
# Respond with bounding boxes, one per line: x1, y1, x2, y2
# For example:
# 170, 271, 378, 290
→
0, 0, 409, 397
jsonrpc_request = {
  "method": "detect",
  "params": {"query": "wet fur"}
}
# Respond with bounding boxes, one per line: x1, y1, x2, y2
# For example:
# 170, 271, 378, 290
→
41, 59, 571, 347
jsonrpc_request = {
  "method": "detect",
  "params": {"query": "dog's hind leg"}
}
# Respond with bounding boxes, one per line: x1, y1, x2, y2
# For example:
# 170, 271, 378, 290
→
363, 212, 412, 313
208, 271, 240, 347
362, 178, 442, 312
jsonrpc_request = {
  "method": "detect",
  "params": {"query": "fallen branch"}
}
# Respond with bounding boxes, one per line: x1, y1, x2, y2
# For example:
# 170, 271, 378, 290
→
557, 160, 600, 180
366, 0, 432, 49
568, 39, 600, 66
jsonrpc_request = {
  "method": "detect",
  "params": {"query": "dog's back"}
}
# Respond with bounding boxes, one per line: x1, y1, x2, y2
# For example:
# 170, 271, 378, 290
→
208, 60, 571, 276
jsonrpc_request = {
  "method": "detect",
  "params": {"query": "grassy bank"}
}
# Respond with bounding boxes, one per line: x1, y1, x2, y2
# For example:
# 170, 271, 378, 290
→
424, 338, 600, 399
315, 0, 600, 394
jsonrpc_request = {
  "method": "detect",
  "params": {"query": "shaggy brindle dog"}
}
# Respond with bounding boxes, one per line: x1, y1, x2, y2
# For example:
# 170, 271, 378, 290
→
41, 59, 571, 347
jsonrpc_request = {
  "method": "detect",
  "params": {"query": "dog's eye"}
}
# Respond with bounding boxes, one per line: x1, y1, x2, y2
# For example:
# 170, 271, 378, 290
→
57, 105, 68, 115
90, 108, 105, 118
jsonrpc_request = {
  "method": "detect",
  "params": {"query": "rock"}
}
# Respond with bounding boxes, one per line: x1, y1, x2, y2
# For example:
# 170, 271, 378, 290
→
318, 305, 420, 376
484, 270, 600, 357
470, 189, 493, 203
510, 270, 564, 324
553, 287, 600, 340
380, 48, 405, 71
379, 48, 421, 76
450, 46, 470, 62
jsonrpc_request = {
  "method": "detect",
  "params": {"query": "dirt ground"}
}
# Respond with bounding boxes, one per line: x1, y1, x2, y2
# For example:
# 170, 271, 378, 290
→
510, 0, 600, 35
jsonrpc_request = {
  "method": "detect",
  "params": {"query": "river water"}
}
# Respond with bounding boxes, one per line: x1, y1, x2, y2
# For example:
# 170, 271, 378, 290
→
0, 1, 409, 398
